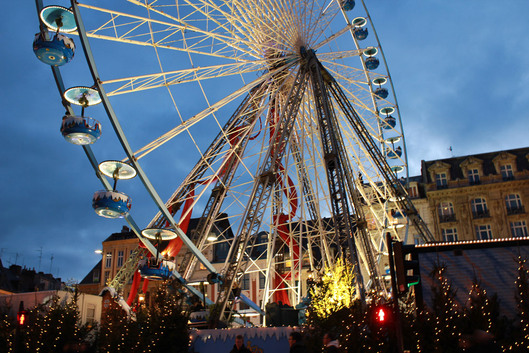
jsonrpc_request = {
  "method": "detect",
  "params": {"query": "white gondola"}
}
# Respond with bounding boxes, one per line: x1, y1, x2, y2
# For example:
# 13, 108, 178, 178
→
92, 190, 131, 218
60, 114, 101, 145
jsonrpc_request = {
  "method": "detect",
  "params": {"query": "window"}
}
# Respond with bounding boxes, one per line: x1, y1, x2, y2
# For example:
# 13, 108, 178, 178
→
241, 274, 250, 290
105, 252, 112, 268
104, 270, 110, 285
468, 169, 480, 185
251, 232, 267, 259
505, 194, 524, 214
239, 301, 250, 310
117, 250, 124, 267
471, 198, 489, 218
475, 224, 492, 240
442, 228, 458, 242
501, 164, 514, 181
86, 304, 96, 324
93, 268, 100, 283
408, 184, 419, 198
214, 240, 230, 263
438, 202, 455, 222
259, 272, 266, 289
511, 221, 528, 238
435, 173, 448, 188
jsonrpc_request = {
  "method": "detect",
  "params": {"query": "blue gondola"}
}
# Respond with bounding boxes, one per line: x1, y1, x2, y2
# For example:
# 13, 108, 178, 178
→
60, 115, 101, 145
392, 210, 406, 218
382, 116, 396, 129
92, 190, 131, 218
374, 87, 389, 99
342, 0, 355, 11
354, 27, 368, 40
140, 263, 173, 280
365, 56, 379, 70
386, 146, 402, 159
33, 33, 75, 66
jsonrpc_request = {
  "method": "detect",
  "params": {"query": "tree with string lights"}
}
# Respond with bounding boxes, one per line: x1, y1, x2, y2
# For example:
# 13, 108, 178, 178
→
462, 275, 507, 345
411, 265, 464, 353
506, 257, 529, 352
98, 294, 143, 352
304, 257, 397, 353
98, 279, 189, 353
0, 313, 15, 352
9, 288, 95, 353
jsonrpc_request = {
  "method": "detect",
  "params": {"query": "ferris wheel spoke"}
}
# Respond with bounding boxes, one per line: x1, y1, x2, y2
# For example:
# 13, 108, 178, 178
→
148, 83, 271, 229
231, 0, 301, 53
78, 2, 257, 59
312, 22, 354, 51
127, 68, 290, 161
317, 48, 364, 62
129, 0, 262, 59
102, 59, 271, 96
303, 0, 345, 48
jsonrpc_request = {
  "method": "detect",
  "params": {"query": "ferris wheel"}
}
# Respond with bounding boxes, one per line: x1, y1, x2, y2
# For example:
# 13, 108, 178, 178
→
34, 0, 433, 324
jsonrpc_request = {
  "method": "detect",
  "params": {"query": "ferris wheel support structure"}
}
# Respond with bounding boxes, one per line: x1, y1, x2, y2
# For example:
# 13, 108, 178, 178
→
208, 63, 310, 328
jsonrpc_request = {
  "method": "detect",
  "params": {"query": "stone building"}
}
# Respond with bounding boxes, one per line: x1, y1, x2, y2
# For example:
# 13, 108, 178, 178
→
417, 146, 529, 242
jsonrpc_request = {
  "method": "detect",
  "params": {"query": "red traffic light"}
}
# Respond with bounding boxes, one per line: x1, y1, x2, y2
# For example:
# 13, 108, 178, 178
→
376, 307, 387, 323
17, 311, 27, 326
372, 304, 392, 326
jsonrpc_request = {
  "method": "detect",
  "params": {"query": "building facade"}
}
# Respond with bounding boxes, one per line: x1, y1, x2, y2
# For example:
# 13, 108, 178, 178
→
412, 147, 529, 243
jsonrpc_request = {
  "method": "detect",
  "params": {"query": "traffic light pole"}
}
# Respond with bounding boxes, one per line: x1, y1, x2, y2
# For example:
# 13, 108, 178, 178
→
386, 233, 404, 353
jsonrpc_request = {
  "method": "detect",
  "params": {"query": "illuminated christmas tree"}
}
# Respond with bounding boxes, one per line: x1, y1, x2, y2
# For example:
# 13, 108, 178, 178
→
98, 279, 188, 353
412, 265, 464, 353
507, 257, 529, 352
14, 288, 94, 352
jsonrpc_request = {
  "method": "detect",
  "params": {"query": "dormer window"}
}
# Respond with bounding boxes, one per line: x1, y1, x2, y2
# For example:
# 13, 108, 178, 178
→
468, 169, 480, 185
427, 161, 451, 189
493, 152, 517, 179
460, 157, 483, 187
435, 173, 448, 189
408, 183, 419, 198
500, 164, 514, 181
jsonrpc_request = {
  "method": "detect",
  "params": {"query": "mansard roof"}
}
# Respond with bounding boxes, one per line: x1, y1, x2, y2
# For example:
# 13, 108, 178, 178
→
421, 146, 529, 183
